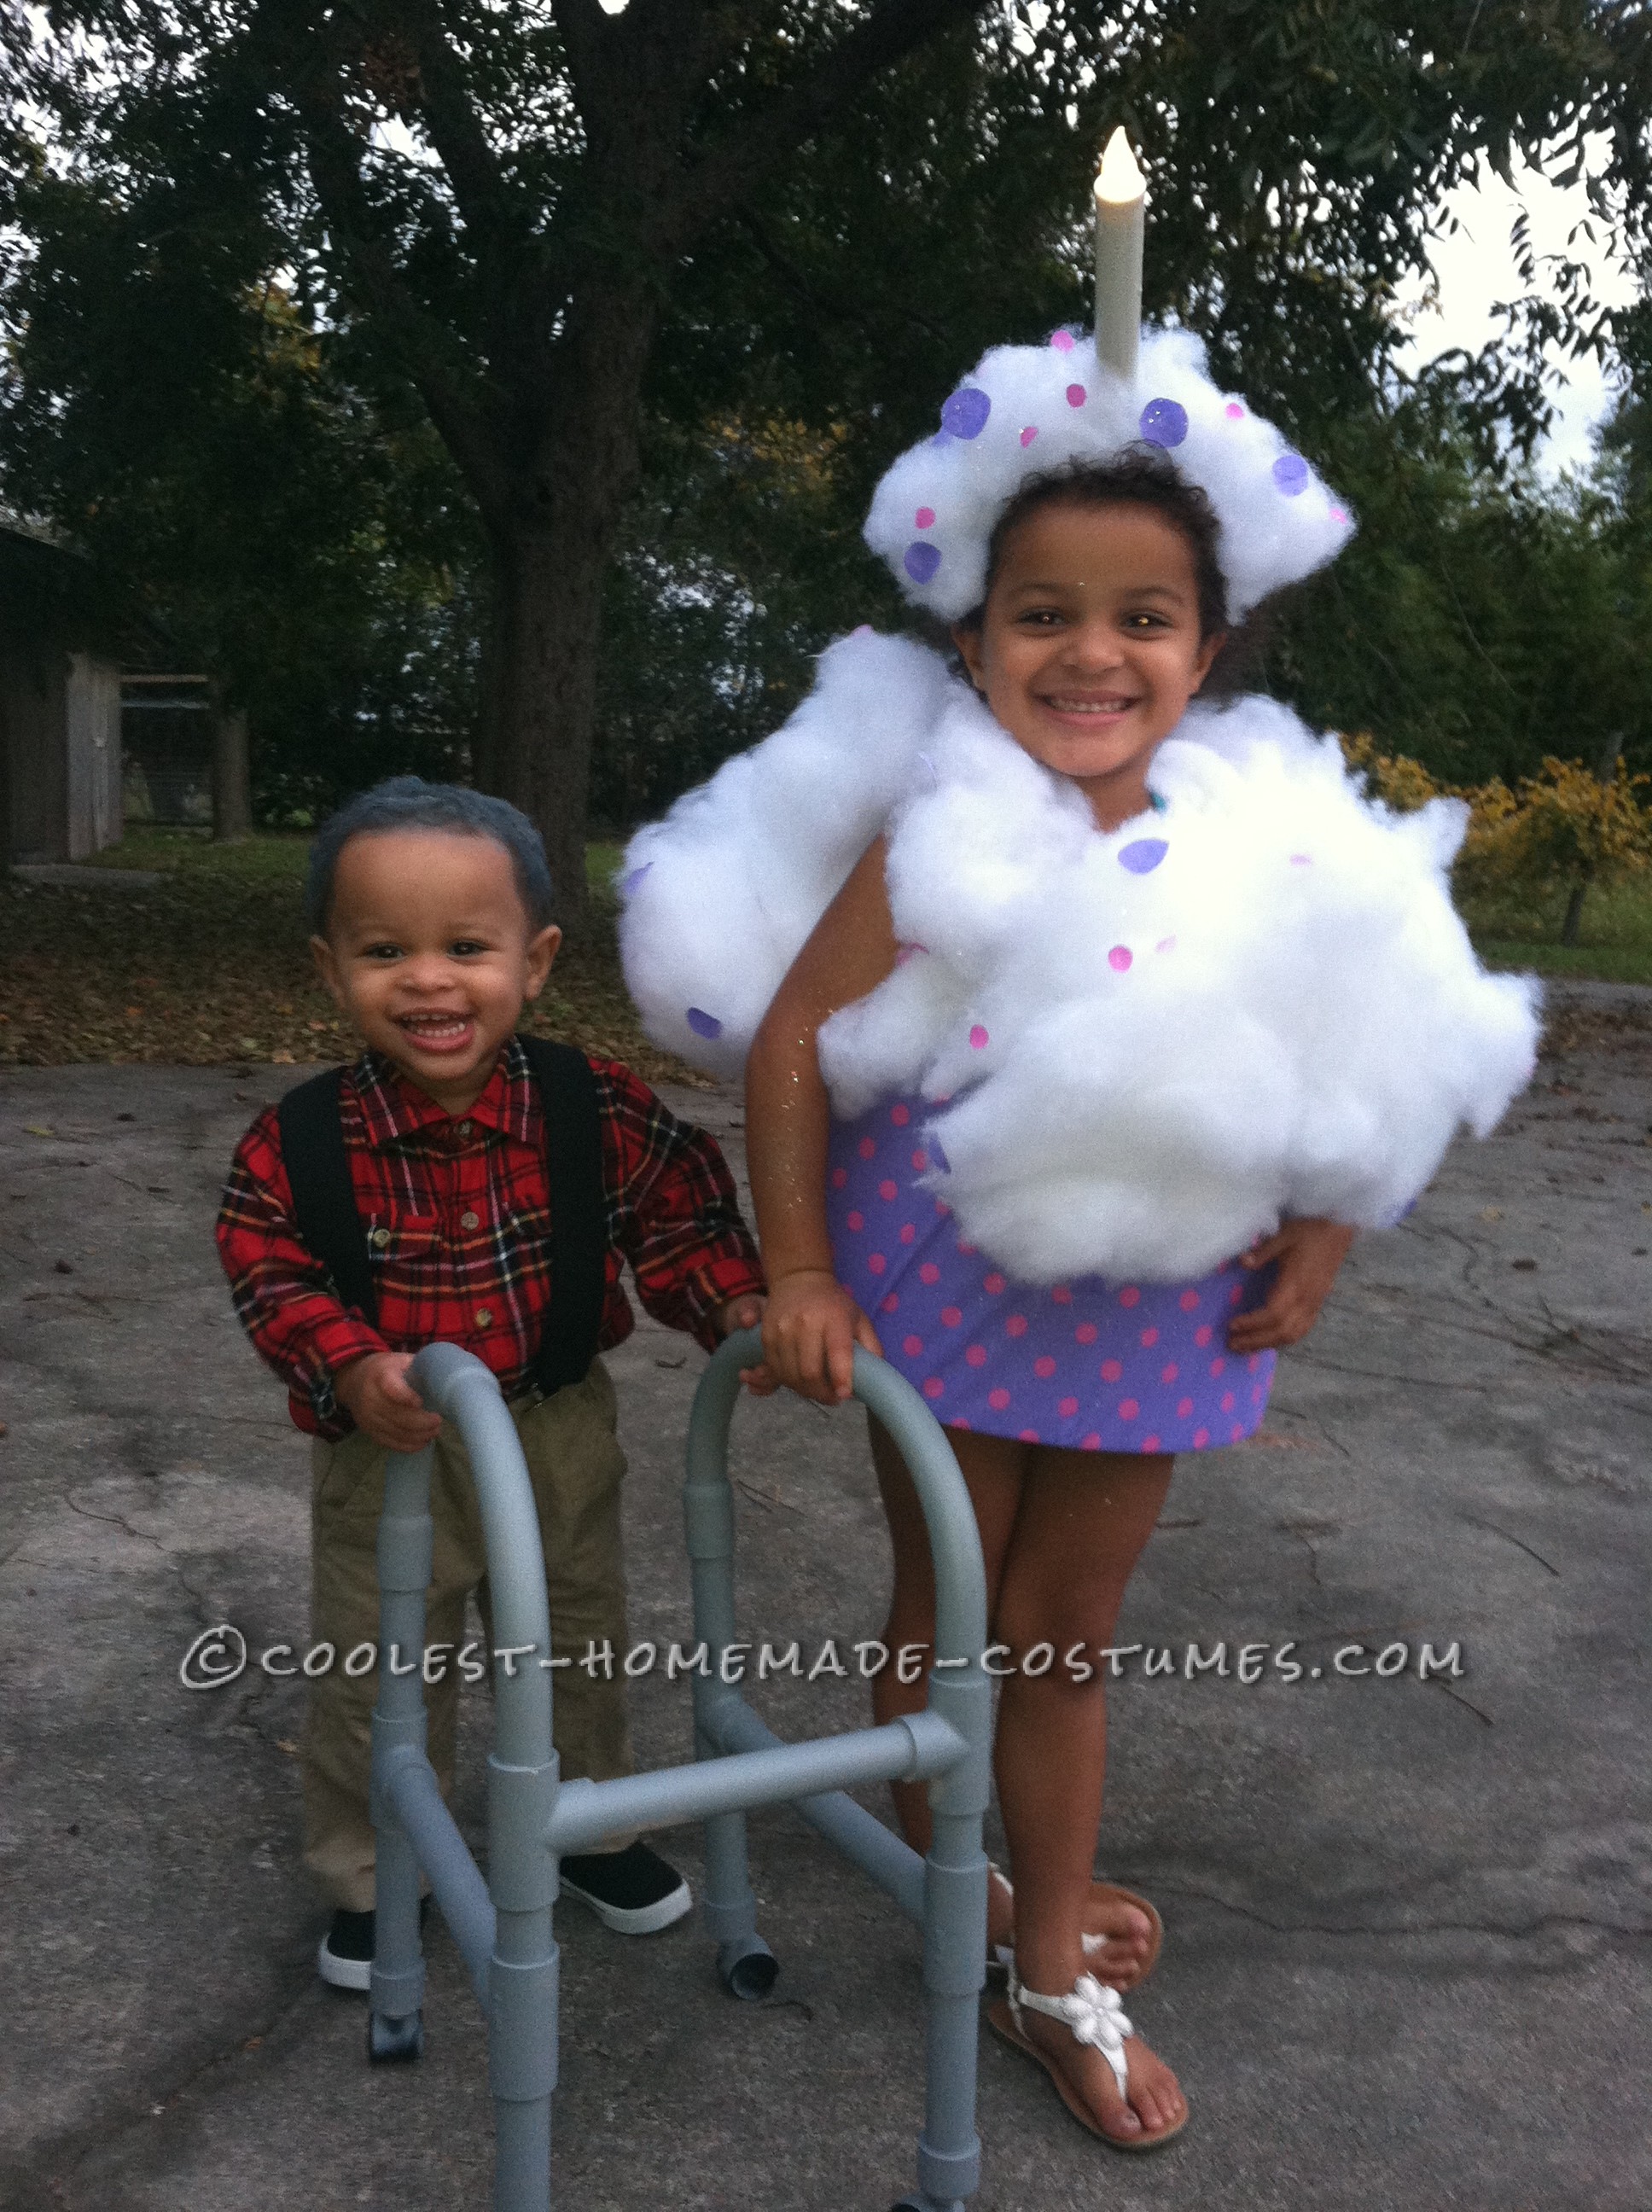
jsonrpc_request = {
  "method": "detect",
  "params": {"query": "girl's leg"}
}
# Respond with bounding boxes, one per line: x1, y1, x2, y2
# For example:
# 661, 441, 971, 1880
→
865, 1419, 1155, 1979
992, 1445, 1181, 2141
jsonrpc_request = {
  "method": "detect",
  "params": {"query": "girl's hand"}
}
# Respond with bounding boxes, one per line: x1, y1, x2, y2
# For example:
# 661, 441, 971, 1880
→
1227, 1218, 1356, 1353
334, 1351, 445, 1452
759, 1268, 882, 1405
713, 1293, 782, 1397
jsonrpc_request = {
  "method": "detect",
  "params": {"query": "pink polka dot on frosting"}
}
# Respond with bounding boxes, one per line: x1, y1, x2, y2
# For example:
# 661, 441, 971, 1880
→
1180, 1290, 1200, 1312
984, 1272, 1006, 1295
1108, 945, 1132, 972
1075, 1322, 1098, 1345
966, 1344, 988, 1368
988, 1387, 1011, 1411
1050, 329, 1075, 352
891, 1103, 910, 1126
1006, 1313, 1027, 1337
1035, 1357, 1058, 1379
1330, 506, 1347, 523
1225, 402, 1245, 418
920, 1263, 940, 1285
923, 1377, 944, 1399
1059, 1394, 1079, 1417
1155, 935, 1178, 954
941, 1305, 963, 1327
846, 1210, 864, 1231
1119, 1398, 1139, 1420
969, 1024, 989, 1050
868, 1253, 886, 1275
1100, 1358, 1122, 1382
858, 1137, 876, 1160
915, 506, 935, 529
1020, 426, 1039, 447
1066, 383, 1087, 407
1119, 1287, 1141, 1308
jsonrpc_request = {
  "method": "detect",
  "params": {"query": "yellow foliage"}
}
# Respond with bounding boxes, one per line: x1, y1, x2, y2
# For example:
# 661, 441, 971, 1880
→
1335, 732, 1651, 905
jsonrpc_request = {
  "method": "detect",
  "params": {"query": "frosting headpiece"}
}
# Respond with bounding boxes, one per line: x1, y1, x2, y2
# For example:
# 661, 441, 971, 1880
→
863, 325, 1354, 621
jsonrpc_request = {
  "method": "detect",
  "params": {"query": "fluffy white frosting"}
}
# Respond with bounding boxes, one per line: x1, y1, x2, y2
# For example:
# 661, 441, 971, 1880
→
617, 631, 1539, 1283
864, 326, 1354, 620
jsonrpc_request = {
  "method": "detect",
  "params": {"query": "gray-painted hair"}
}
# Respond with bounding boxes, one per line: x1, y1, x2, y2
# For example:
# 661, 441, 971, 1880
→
305, 777, 556, 935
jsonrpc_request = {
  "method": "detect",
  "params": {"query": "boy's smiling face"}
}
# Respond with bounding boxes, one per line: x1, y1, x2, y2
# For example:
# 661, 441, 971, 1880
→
311, 830, 560, 1116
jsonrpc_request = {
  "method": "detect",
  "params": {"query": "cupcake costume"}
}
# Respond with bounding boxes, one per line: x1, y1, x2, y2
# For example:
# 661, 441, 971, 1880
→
617, 329, 1541, 1451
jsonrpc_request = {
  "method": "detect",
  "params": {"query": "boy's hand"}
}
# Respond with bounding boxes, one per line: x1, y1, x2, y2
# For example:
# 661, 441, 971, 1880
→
759, 1268, 881, 1406
1227, 1218, 1356, 1353
334, 1351, 444, 1452
713, 1292, 782, 1397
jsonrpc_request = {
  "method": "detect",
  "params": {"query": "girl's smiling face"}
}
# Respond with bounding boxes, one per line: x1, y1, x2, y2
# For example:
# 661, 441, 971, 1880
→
952, 499, 1224, 833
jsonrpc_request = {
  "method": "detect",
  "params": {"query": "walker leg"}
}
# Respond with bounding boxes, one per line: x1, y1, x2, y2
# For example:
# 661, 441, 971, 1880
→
368, 1815, 427, 2062
701, 1800, 777, 1999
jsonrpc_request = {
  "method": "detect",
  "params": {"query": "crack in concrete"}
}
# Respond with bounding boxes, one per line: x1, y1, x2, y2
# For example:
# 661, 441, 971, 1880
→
1145, 1886, 1649, 1945
1467, 1518, 1562, 1578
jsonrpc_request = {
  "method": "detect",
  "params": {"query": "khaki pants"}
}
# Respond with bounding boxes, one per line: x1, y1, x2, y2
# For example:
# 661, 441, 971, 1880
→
303, 1358, 635, 1911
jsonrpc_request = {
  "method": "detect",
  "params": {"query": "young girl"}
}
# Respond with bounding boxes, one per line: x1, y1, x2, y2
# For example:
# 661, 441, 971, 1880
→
618, 329, 1538, 2154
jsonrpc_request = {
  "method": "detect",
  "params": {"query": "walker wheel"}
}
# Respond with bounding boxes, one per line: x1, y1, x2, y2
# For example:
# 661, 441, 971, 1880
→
368, 2008, 424, 2063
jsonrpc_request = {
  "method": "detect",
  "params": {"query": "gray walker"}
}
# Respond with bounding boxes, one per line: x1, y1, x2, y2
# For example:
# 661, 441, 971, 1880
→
366, 1330, 992, 2212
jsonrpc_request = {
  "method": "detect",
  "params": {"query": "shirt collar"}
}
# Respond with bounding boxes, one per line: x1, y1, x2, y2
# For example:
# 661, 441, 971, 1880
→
348, 1036, 540, 1150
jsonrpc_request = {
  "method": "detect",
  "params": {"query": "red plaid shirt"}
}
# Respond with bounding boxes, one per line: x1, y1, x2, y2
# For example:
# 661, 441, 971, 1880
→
217, 1039, 764, 1437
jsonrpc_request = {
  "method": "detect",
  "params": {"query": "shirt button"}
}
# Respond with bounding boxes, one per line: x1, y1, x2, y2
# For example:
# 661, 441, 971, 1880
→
474, 1307, 493, 1329
370, 1227, 391, 1249
460, 1210, 480, 1231
458, 1120, 474, 1137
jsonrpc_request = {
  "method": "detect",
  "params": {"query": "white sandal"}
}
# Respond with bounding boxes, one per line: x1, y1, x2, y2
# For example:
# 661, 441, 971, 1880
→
987, 1963, 1187, 2151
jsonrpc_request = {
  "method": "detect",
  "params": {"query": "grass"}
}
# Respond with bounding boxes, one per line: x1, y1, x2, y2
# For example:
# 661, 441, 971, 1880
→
0, 827, 706, 1083
3, 830, 1649, 1071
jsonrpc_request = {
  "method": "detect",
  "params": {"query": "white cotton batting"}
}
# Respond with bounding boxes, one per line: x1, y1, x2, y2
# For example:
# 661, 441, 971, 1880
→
616, 631, 1540, 1283
863, 326, 1353, 619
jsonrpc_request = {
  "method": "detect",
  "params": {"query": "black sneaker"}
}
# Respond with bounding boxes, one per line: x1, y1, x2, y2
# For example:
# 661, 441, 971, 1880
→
317, 1898, 430, 1992
558, 1842, 691, 1935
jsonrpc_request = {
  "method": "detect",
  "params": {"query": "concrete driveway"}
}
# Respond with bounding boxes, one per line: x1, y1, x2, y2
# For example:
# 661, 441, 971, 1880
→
3, 985, 1649, 2212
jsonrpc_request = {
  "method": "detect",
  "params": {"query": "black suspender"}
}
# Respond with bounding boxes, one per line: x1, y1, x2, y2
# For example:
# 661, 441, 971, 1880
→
276, 1038, 607, 1401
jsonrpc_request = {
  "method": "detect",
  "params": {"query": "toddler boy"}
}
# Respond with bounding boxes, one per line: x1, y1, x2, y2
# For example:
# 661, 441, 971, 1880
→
217, 777, 765, 1988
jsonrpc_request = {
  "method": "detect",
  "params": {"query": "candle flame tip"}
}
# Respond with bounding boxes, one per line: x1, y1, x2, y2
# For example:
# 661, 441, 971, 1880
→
1096, 125, 1145, 204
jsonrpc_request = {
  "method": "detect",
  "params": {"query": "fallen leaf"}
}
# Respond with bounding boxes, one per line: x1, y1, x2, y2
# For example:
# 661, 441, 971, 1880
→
23, 1124, 54, 1137
1480, 1206, 1502, 1222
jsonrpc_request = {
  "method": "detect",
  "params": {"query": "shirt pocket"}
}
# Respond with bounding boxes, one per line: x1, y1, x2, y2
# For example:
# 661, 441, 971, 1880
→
364, 1203, 443, 1305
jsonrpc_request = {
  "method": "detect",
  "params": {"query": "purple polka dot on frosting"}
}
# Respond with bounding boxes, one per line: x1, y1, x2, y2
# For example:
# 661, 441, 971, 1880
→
941, 387, 992, 439
618, 862, 653, 898
1065, 383, 1087, 409
1138, 398, 1189, 448
1118, 837, 1168, 875
904, 541, 942, 584
686, 1007, 723, 1039
915, 506, 935, 529
1020, 426, 1038, 447
1272, 452, 1310, 495
1108, 945, 1132, 972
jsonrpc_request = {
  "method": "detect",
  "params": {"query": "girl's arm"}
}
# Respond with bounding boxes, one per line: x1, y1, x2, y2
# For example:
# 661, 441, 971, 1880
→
1227, 1218, 1357, 1351
744, 836, 899, 1404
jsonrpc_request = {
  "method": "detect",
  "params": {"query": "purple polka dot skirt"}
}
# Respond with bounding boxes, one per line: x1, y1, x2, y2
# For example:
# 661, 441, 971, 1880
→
827, 1095, 1277, 1453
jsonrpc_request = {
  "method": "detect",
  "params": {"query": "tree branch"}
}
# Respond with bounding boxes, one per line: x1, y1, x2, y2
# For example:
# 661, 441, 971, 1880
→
660, 0, 989, 251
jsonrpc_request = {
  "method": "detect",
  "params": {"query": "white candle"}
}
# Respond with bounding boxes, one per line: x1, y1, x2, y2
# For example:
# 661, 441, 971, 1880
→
1093, 126, 1145, 383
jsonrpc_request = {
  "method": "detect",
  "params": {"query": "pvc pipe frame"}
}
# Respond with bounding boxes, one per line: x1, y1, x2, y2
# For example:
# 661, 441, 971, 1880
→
368, 1333, 993, 2212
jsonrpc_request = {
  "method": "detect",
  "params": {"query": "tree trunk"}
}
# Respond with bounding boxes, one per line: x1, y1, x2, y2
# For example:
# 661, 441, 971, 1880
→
212, 705, 253, 842
474, 282, 659, 935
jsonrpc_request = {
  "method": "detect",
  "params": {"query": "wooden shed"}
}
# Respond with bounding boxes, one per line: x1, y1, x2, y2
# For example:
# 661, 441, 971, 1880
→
1, 517, 124, 863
